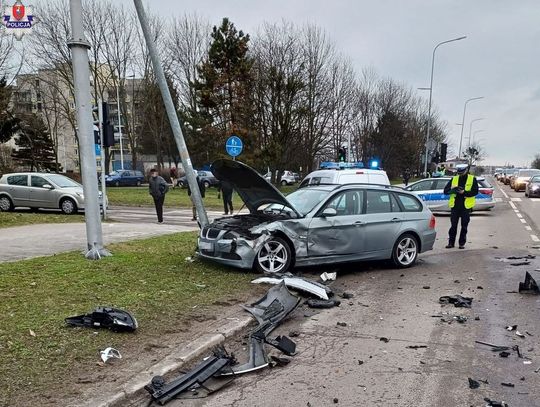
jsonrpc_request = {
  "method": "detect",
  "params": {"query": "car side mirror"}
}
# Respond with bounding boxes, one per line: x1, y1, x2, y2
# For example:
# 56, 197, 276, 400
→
405, 186, 412, 191
321, 208, 337, 218
43, 184, 54, 189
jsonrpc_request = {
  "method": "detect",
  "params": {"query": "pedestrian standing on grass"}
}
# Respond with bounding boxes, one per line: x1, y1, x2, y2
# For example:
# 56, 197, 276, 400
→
148, 168, 169, 223
403, 168, 411, 186
187, 172, 205, 221
220, 180, 234, 215
443, 164, 478, 249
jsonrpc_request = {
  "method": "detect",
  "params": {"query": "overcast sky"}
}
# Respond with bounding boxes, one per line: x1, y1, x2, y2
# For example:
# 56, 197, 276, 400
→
125, 1, 538, 165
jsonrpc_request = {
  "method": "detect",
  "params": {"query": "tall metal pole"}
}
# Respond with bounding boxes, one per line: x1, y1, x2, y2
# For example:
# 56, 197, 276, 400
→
116, 76, 124, 170
133, 0, 208, 226
424, 36, 466, 176
458, 96, 483, 158
98, 99, 107, 220
68, 0, 110, 259
468, 118, 485, 148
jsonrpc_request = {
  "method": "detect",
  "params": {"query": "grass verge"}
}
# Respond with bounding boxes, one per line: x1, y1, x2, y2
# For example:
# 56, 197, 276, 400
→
0, 211, 85, 229
0, 232, 253, 405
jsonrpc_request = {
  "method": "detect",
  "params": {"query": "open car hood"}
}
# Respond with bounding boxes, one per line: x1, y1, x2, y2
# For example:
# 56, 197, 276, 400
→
211, 159, 301, 217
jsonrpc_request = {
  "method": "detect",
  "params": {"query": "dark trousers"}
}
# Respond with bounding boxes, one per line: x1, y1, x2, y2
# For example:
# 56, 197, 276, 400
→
448, 207, 471, 246
153, 195, 165, 222
223, 192, 233, 214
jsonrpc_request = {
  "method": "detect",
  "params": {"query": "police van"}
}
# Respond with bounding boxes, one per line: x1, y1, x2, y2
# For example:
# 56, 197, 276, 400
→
299, 162, 390, 188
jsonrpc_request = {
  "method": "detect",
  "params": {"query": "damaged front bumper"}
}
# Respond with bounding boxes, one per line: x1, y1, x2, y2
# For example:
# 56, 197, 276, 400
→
197, 227, 261, 269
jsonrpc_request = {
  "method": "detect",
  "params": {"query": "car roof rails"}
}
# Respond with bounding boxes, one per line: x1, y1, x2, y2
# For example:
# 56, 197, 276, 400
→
336, 182, 405, 191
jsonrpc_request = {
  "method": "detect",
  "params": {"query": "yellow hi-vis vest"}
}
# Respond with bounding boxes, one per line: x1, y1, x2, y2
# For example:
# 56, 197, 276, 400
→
448, 174, 475, 209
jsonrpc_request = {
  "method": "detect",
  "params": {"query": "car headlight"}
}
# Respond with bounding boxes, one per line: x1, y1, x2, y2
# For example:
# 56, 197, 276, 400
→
532, 185, 540, 190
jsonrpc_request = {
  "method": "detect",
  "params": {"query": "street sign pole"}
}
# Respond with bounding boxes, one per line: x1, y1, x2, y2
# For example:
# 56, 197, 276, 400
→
98, 99, 107, 220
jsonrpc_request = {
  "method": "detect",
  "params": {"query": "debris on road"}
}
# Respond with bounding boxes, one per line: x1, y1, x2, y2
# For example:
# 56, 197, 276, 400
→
511, 261, 531, 266
468, 378, 480, 389
252, 274, 332, 300
269, 355, 291, 367
519, 272, 540, 294
516, 331, 526, 338
306, 298, 341, 308
100, 347, 122, 363
320, 272, 337, 282
507, 255, 536, 260
337, 322, 347, 327
380, 337, 390, 343
406, 345, 428, 349
506, 325, 518, 331
501, 382, 515, 388
499, 351, 511, 358
65, 307, 138, 332
484, 398, 508, 407
439, 295, 473, 308
340, 292, 354, 299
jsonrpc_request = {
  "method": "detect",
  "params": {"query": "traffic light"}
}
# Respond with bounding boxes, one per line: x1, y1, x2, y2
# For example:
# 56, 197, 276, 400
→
338, 147, 346, 162
102, 102, 115, 148
440, 143, 447, 163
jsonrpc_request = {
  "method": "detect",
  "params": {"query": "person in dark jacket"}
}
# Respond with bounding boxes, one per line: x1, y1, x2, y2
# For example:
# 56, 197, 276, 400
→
220, 180, 234, 215
148, 168, 169, 223
443, 164, 478, 249
187, 173, 206, 221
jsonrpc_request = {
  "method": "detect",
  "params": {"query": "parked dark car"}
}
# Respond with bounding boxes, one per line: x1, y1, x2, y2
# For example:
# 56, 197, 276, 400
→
525, 175, 540, 198
197, 159, 437, 274
177, 170, 219, 189
105, 170, 145, 187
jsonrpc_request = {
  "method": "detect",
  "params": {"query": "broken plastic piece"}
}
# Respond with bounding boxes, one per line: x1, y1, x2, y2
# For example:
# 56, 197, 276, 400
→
265, 335, 296, 356
406, 345, 427, 349
251, 275, 331, 300
320, 272, 337, 282
506, 325, 517, 331
100, 347, 122, 363
516, 331, 526, 338
65, 307, 138, 332
484, 398, 508, 407
306, 298, 341, 309
499, 351, 511, 358
501, 382, 515, 388
468, 378, 480, 389
439, 295, 473, 308
519, 272, 540, 294
269, 355, 291, 367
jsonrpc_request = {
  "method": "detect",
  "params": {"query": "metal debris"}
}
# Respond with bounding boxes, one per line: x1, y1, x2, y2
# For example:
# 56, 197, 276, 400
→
519, 272, 540, 294
439, 295, 473, 308
100, 347, 122, 363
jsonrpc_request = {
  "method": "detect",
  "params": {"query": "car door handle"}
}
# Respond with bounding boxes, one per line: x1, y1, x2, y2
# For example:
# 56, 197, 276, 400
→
354, 221, 364, 226
391, 218, 402, 222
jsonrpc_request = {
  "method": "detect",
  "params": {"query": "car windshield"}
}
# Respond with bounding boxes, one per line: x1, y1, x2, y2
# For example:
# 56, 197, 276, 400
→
531, 176, 540, 183
47, 174, 81, 188
285, 188, 332, 215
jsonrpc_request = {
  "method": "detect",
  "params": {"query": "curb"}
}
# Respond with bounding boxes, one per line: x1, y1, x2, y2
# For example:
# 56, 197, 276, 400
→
77, 315, 253, 407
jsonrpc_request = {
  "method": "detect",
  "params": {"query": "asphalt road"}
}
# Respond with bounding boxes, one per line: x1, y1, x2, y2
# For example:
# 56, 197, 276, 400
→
139, 177, 540, 407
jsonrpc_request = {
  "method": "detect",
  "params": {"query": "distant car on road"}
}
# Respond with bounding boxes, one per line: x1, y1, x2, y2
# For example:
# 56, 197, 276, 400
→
525, 175, 540, 198
299, 168, 390, 188
512, 169, 540, 192
198, 159, 436, 274
105, 170, 145, 187
264, 170, 297, 186
405, 177, 495, 212
177, 170, 219, 189
0, 172, 105, 214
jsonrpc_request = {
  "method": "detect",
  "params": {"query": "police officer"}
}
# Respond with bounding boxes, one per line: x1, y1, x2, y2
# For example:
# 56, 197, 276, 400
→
443, 164, 478, 249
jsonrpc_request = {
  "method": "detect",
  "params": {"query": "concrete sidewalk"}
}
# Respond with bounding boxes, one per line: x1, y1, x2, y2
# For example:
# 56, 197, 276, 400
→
0, 221, 197, 262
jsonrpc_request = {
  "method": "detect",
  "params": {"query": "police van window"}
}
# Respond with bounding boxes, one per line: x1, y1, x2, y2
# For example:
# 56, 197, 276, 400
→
396, 194, 422, 212
7, 175, 28, 186
409, 180, 432, 191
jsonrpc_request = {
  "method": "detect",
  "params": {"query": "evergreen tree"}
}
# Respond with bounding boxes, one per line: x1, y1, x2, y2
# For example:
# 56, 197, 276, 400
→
0, 76, 19, 143
12, 113, 61, 172
186, 18, 255, 166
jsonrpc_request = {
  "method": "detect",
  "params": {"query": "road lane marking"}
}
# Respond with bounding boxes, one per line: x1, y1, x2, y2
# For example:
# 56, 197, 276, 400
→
531, 198, 540, 202
520, 219, 527, 223
531, 235, 540, 242
509, 201, 517, 209
514, 209, 519, 213
500, 188, 509, 198
511, 197, 522, 202
525, 226, 532, 231
517, 213, 523, 218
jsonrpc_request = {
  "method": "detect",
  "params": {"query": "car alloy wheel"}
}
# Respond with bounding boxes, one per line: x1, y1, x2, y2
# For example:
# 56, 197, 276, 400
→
0, 196, 13, 212
115, 181, 120, 187
61, 198, 77, 215
136, 180, 141, 187
392, 234, 418, 268
204, 181, 210, 189
255, 236, 292, 274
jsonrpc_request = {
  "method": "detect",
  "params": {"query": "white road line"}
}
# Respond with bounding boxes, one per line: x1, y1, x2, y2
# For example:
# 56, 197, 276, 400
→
531, 198, 540, 202
500, 188, 509, 199
517, 213, 523, 218
525, 226, 532, 231
509, 201, 517, 209
511, 197, 522, 202
520, 219, 527, 224
514, 209, 519, 213
531, 235, 540, 242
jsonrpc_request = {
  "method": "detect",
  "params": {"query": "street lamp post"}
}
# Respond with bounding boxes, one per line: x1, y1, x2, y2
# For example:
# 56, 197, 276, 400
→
424, 36, 467, 176
116, 80, 124, 170
458, 96, 483, 158
471, 129, 484, 145
467, 118, 485, 148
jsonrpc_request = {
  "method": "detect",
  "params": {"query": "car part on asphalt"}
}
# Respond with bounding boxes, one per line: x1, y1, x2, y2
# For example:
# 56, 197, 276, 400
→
251, 275, 331, 300
499, 351, 511, 358
265, 335, 297, 356
519, 272, 540, 294
439, 295, 473, 308
269, 355, 291, 367
65, 307, 138, 332
306, 298, 341, 308
100, 347, 122, 363
221, 282, 301, 376
406, 345, 428, 349
507, 255, 536, 260
484, 398, 508, 407
501, 382, 515, 388
511, 261, 531, 266
468, 378, 480, 389
320, 272, 337, 282
145, 346, 236, 404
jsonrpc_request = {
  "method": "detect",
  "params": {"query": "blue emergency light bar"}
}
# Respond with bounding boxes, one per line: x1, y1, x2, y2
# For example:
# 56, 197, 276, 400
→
319, 161, 365, 170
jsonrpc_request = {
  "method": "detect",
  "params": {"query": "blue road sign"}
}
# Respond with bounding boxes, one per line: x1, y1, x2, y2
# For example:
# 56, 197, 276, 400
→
226, 135, 243, 158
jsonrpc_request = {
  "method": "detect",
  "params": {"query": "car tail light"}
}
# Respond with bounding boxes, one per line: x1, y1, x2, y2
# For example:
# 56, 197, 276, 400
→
429, 215, 436, 229
479, 188, 493, 195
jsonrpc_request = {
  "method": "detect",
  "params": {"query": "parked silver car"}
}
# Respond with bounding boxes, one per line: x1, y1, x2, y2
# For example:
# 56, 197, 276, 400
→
0, 172, 104, 214
198, 159, 437, 273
